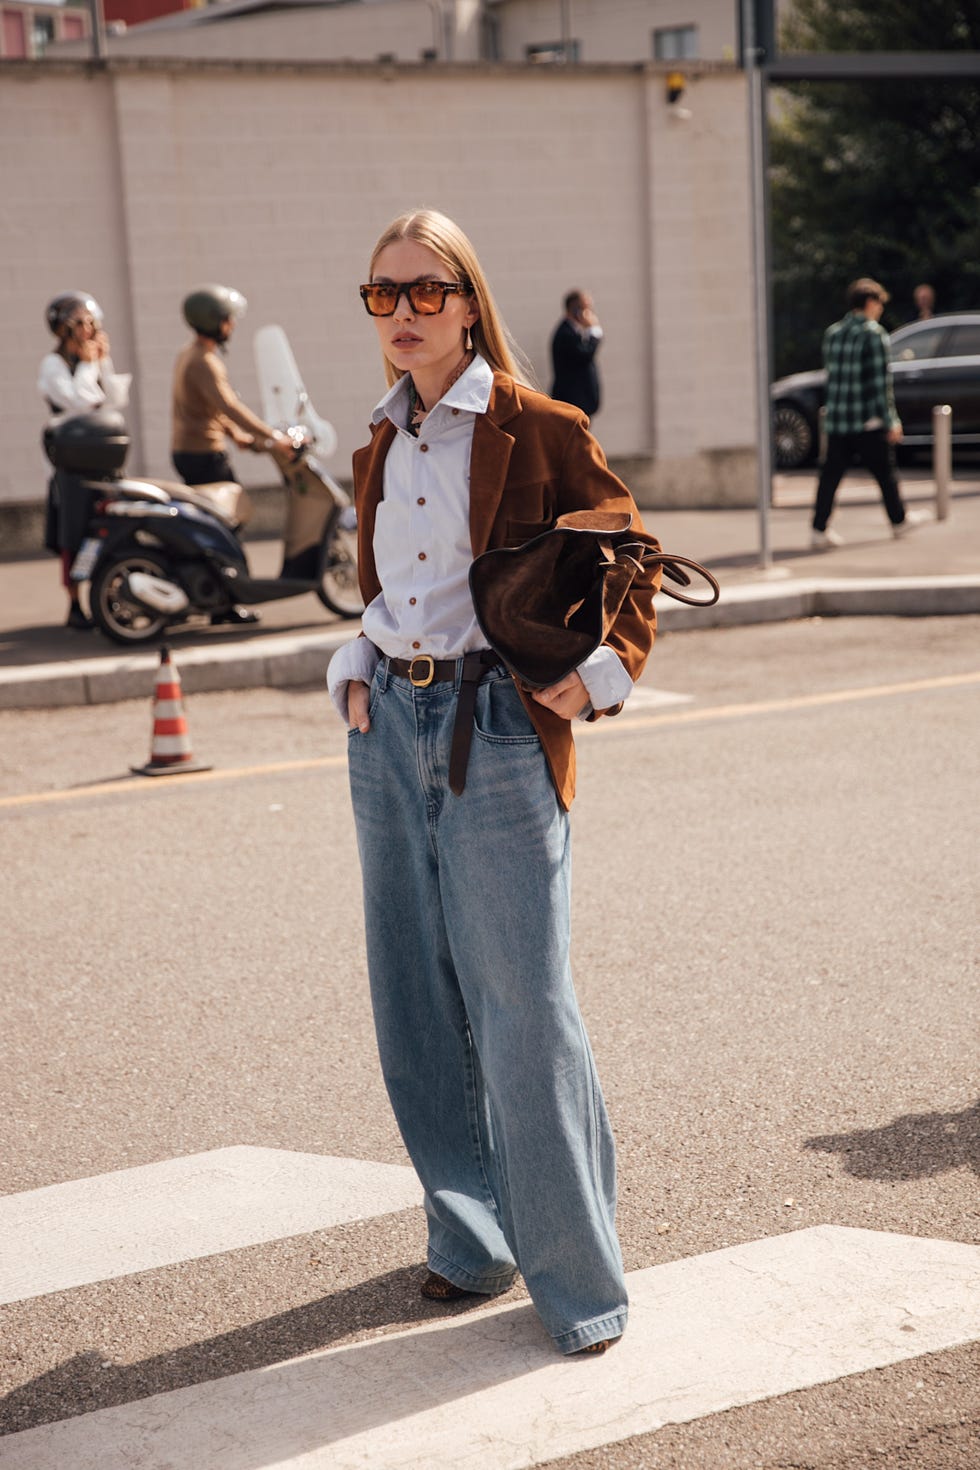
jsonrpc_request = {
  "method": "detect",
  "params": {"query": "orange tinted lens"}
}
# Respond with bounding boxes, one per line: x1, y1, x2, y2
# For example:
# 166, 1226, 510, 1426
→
364, 285, 397, 315
409, 283, 446, 314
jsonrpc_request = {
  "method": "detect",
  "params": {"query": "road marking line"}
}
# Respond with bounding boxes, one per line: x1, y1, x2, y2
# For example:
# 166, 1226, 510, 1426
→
0, 756, 348, 810
2, 671, 976, 811
4, 1226, 978, 1468
580, 668, 980, 736
0, 1147, 421, 1306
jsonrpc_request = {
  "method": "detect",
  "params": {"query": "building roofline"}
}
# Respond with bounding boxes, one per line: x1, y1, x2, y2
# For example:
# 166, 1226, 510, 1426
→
3, 53, 742, 78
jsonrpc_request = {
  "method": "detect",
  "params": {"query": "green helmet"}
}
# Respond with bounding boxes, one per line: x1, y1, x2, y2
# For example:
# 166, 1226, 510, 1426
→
182, 284, 247, 337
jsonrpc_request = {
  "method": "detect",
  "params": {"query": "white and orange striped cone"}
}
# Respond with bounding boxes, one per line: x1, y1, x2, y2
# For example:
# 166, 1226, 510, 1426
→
131, 645, 212, 777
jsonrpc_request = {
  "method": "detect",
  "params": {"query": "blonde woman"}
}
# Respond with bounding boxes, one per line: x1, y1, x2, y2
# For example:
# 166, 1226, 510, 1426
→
328, 210, 660, 1356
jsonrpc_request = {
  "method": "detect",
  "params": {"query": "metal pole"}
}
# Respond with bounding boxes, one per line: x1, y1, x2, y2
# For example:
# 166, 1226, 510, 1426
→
559, 0, 571, 62
88, 0, 106, 59
424, 0, 442, 56
933, 403, 952, 520
743, 3, 773, 569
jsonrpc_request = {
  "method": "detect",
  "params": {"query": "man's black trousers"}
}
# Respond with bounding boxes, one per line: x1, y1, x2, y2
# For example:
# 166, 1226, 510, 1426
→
812, 429, 906, 531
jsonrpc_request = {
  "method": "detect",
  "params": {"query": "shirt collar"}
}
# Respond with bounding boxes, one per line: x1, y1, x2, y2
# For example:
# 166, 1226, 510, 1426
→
371, 353, 494, 425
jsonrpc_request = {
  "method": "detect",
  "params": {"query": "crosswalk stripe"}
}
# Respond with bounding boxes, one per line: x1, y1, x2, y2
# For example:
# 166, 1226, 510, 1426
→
621, 687, 694, 711
4, 1225, 979, 1468
0, 1147, 421, 1306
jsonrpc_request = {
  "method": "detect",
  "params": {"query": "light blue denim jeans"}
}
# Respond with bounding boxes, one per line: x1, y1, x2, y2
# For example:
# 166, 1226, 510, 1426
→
347, 657, 628, 1354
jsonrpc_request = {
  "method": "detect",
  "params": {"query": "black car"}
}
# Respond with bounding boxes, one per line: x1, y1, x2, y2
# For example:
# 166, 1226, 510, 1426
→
771, 312, 980, 469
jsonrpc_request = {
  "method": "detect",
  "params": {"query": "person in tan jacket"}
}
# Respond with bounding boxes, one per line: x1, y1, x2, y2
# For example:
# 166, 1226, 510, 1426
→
172, 284, 289, 624
327, 210, 660, 1359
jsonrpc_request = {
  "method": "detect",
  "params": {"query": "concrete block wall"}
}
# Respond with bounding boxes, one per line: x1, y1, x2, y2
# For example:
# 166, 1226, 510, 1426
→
646, 69, 758, 502
496, 0, 739, 63
92, 2, 438, 62
0, 58, 757, 535
0, 68, 143, 506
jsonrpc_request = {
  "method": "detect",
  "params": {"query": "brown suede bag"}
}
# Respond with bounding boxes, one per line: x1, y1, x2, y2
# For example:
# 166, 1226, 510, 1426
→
469, 509, 720, 689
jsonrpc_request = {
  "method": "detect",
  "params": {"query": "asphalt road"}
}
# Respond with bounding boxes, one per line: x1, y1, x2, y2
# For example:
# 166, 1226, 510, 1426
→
1, 614, 978, 1467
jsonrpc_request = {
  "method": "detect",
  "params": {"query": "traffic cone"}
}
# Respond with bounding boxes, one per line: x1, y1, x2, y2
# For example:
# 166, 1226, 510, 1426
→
131, 645, 212, 777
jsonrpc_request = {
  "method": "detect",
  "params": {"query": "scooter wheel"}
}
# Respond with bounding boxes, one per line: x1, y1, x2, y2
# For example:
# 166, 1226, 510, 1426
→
317, 525, 364, 619
90, 551, 173, 645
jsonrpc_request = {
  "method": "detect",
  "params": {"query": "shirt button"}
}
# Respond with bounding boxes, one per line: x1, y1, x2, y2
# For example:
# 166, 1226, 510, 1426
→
451, 408, 459, 416
419, 443, 429, 453
412, 640, 421, 650
409, 596, 417, 606
418, 552, 427, 561
417, 497, 426, 506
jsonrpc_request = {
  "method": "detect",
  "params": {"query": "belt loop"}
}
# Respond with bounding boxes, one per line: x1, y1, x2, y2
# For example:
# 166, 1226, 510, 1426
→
379, 656, 392, 693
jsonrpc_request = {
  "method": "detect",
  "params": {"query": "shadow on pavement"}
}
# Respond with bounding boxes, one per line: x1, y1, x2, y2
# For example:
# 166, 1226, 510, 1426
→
804, 1099, 980, 1182
0, 1261, 511, 1436
0, 614, 339, 671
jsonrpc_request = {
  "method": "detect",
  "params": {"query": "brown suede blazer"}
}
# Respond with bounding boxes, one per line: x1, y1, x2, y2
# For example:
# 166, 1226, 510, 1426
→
351, 371, 661, 810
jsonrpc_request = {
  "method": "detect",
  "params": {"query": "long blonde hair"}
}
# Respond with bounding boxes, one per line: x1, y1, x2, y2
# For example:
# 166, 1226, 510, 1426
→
368, 209, 535, 390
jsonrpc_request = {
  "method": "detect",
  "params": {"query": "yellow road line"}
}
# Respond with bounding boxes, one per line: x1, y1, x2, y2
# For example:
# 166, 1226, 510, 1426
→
2, 670, 977, 812
0, 755, 348, 810
582, 669, 980, 736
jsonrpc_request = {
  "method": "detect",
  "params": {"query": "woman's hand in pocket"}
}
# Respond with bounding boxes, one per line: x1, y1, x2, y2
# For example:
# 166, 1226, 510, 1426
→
348, 680, 371, 734
531, 671, 589, 721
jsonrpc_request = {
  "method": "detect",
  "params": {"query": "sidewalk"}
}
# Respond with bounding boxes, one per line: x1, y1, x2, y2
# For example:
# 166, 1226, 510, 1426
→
2, 471, 978, 710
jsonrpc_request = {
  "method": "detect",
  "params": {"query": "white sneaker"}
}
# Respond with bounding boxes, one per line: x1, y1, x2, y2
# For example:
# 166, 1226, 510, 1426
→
810, 527, 844, 550
893, 507, 930, 538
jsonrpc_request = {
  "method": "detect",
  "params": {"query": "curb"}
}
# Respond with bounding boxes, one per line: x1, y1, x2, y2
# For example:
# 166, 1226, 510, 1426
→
0, 628, 354, 711
658, 574, 980, 631
2, 576, 979, 711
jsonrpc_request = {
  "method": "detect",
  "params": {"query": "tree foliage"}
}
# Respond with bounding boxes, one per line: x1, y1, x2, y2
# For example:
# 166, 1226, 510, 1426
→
769, 0, 980, 376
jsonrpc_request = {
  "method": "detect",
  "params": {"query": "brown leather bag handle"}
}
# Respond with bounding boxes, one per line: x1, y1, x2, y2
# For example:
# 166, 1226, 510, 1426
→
617, 544, 721, 608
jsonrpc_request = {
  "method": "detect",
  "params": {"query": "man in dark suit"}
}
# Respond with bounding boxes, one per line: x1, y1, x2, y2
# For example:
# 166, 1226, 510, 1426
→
550, 289, 603, 417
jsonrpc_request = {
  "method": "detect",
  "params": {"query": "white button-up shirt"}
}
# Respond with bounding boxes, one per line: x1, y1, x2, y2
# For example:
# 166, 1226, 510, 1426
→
328, 356, 632, 721
363, 355, 494, 661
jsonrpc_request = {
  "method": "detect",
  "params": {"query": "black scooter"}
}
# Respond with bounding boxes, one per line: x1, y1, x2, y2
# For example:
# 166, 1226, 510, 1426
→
47, 409, 363, 646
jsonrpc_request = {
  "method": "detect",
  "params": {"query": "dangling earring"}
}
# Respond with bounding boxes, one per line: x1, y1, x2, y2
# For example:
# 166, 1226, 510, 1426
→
465, 326, 473, 352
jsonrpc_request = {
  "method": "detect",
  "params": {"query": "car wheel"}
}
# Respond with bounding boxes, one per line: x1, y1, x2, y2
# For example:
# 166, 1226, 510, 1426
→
773, 403, 816, 470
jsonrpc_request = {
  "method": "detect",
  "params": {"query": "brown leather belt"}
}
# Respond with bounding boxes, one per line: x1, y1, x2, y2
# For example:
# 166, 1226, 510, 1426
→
387, 651, 499, 796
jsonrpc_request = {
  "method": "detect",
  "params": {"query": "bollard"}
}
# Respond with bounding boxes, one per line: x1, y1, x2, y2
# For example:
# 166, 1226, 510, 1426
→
932, 404, 952, 521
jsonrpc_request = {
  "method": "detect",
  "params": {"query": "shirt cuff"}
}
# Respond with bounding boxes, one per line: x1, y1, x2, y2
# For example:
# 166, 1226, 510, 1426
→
326, 638, 380, 723
576, 645, 633, 717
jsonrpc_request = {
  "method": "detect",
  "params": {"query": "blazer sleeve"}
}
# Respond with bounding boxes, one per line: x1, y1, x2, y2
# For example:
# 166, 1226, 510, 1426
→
554, 414, 661, 694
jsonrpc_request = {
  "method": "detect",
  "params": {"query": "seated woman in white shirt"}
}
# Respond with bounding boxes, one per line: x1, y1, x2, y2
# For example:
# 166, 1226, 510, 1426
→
328, 210, 660, 1357
38, 292, 129, 630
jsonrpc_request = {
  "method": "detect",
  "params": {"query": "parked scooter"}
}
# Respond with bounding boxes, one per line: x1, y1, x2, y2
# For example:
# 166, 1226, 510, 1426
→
48, 409, 363, 646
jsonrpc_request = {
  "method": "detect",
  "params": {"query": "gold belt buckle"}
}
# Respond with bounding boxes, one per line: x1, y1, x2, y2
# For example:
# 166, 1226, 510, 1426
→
408, 654, 435, 688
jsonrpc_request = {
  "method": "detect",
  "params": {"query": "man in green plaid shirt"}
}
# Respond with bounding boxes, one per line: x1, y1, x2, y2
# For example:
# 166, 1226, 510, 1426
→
812, 278, 926, 548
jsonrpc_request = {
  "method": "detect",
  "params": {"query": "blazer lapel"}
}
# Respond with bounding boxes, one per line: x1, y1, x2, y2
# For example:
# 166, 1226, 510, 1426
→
468, 373, 520, 557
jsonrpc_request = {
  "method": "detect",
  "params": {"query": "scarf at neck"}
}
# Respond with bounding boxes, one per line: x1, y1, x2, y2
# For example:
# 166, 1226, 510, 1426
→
406, 351, 474, 437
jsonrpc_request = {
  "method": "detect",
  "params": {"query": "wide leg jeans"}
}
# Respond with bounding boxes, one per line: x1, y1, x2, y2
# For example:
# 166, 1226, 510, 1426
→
347, 660, 628, 1354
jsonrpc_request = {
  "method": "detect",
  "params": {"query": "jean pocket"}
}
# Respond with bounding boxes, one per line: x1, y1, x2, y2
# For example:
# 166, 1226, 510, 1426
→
473, 676, 541, 745
346, 668, 384, 733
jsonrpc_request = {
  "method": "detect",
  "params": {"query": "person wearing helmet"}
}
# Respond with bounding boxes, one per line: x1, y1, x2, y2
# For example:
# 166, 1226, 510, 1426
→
171, 284, 289, 625
38, 292, 130, 630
